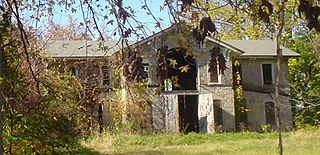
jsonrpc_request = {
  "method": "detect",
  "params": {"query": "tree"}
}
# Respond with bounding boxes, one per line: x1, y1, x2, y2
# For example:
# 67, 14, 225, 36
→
289, 32, 320, 126
44, 15, 91, 40
1, 25, 91, 153
1, 0, 320, 154
0, 2, 91, 154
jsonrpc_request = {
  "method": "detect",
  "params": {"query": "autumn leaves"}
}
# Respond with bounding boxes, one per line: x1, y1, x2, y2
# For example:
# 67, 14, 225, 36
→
156, 45, 225, 89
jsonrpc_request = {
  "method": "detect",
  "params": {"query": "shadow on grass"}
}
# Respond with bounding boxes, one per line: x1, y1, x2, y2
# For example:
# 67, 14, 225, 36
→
59, 147, 164, 155
57, 147, 102, 155
117, 150, 164, 155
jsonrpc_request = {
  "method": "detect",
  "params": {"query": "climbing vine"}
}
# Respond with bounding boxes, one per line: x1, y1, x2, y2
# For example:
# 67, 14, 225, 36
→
233, 60, 248, 131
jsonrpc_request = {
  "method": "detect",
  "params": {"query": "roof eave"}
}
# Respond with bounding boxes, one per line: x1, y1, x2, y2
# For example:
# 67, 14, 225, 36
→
238, 55, 300, 58
130, 25, 176, 47
206, 37, 244, 54
51, 56, 109, 59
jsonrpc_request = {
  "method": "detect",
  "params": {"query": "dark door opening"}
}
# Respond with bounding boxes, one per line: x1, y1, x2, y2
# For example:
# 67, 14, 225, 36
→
178, 95, 199, 133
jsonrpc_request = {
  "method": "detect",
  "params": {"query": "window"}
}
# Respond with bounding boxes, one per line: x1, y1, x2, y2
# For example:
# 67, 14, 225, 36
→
101, 65, 111, 87
143, 63, 149, 80
164, 78, 172, 91
213, 99, 223, 126
208, 64, 221, 84
71, 67, 80, 78
265, 101, 276, 126
262, 64, 273, 84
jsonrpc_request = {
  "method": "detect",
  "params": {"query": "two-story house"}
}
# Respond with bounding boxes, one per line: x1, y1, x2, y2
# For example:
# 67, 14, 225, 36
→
45, 25, 299, 133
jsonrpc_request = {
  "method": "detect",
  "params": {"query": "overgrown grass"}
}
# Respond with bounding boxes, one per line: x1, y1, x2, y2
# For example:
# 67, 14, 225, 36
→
68, 127, 320, 155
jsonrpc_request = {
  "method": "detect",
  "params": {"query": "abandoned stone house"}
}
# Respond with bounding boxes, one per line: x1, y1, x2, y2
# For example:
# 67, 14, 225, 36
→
45, 25, 300, 133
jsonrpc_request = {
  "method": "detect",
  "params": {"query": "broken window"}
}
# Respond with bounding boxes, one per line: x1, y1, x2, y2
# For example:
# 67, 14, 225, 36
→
213, 99, 223, 126
265, 101, 276, 126
101, 65, 111, 87
262, 64, 273, 84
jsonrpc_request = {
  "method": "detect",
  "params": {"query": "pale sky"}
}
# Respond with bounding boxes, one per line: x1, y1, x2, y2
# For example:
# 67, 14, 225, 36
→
23, 0, 172, 41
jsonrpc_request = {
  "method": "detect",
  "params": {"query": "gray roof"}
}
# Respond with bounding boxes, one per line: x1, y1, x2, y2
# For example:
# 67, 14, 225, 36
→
224, 40, 300, 57
44, 39, 299, 58
44, 40, 122, 58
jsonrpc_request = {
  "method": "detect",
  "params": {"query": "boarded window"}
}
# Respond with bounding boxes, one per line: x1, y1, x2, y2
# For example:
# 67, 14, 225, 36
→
101, 65, 111, 87
265, 101, 276, 125
262, 64, 273, 84
213, 99, 223, 126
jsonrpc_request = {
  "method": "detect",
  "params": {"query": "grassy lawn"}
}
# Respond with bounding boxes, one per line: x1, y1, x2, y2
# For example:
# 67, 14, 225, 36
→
68, 127, 320, 155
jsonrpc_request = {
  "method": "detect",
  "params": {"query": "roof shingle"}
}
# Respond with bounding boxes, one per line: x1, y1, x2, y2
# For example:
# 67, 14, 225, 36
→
44, 40, 122, 58
224, 40, 300, 57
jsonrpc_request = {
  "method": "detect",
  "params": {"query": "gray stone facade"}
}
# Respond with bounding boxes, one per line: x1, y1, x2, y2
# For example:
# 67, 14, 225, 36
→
239, 58, 293, 131
137, 27, 294, 133
47, 25, 297, 133
136, 28, 237, 133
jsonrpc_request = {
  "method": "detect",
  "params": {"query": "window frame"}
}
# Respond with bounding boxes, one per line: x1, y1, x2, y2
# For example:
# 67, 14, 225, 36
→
142, 63, 149, 82
207, 63, 222, 85
70, 66, 81, 78
261, 63, 274, 85
100, 65, 111, 88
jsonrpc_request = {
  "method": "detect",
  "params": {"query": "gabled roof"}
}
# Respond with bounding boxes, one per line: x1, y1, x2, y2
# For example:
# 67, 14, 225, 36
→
44, 40, 122, 58
128, 25, 299, 58
44, 26, 300, 58
224, 40, 300, 57
130, 24, 176, 46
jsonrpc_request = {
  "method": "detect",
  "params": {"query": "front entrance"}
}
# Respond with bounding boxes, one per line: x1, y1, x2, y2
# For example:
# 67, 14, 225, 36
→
178, 95, 199, 133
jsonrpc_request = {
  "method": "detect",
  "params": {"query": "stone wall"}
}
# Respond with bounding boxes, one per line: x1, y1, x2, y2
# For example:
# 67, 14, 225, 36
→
151, 94, 180, 133
138, 28, 236, 133
132, 27, 293, 133
239, 58, 290, 92
239, 57, 292, 131
198, 88, 235, 133
243, 91, 293, 131
197, 48, 236, 132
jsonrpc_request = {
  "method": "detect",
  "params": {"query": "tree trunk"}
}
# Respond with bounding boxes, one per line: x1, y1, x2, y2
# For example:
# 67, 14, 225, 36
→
0, 44, 4, 155
274, 1, 286, 155
120, 39, 128, 128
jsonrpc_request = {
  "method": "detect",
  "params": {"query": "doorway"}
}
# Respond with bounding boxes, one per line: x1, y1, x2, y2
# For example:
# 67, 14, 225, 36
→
178, 95, 199, 133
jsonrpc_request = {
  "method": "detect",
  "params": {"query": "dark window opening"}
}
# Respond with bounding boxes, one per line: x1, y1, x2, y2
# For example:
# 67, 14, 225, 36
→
265, 101, 276, 126
178, 95, 199, 133
70, 67, 80, 78
101, 65, 111, 87
143, 63, 149, 80
262, 64, 273, 84
165, 47, 197, 90
213, 99, 223, 126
